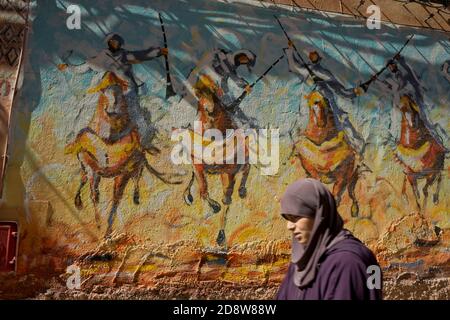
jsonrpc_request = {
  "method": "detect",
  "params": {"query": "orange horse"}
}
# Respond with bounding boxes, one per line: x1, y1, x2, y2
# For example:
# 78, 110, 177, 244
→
292, 91, 363, 217
183, 75, 251, 246
65, 72, 180, 237
394, 95, 445, 211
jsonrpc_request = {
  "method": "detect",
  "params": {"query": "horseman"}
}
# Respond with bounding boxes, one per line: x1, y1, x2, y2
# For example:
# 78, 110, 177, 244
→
284, 41, 366, 157
58, 33, 168, 151
182, 48, 257, 128
375, 54, 447, 150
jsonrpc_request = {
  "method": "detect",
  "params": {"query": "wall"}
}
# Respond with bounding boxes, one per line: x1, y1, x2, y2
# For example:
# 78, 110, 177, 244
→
0, 0, 29, 195
0, 0, 449, 299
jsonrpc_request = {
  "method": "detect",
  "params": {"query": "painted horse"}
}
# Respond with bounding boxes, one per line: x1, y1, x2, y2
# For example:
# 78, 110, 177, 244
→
65, 72, 180, 238
293, 91, 362, 217
182, 74, 251, 246
394, 95, 445, 211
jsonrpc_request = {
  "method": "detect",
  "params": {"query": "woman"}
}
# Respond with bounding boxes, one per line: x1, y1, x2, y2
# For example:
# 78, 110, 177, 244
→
276, 178, 382, 300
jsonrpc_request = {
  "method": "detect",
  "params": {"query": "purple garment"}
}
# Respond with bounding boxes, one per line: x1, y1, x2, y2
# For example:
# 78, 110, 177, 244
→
276, 236, 382, 300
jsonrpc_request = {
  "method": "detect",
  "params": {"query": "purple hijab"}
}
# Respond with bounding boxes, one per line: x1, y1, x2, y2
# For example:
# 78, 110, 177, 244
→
280, 178, 352, 288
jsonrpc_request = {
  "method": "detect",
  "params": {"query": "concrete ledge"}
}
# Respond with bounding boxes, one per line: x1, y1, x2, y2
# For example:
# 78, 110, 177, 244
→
1, 275, 448, 299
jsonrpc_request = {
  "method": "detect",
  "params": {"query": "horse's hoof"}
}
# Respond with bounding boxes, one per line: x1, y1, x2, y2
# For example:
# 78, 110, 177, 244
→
94, 215, 101, 229
210, 201, 221, 213
74, 195, 83, 210
238, 187, 247, 199
433, 194, 439, 205
351, 204, 359, 217
184, 193, 193, 206
104, 228, 112, 239
222, 195, 232, 206
133, 191, 140, 205
216, 229, 226, 246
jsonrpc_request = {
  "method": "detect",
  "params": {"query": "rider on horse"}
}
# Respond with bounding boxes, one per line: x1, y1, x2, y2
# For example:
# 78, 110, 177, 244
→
59, 33, 168, 151
182, 48, 258, 128
376, 54, 448, 151
284, 42, 366, 157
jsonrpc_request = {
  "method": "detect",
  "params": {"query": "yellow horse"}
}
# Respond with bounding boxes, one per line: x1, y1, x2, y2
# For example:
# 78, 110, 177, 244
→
65, 72, 180, 237
294, 91, 361, 217
394, 95, 445, 211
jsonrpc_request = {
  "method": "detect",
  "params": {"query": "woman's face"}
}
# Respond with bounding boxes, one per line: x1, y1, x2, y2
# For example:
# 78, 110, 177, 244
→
284, 214, 315, 244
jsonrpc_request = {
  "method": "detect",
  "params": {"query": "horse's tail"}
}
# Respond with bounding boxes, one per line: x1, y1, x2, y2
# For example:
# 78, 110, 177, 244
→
143, 158, 183, 185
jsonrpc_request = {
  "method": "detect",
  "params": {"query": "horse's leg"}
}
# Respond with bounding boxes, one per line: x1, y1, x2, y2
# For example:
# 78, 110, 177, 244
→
217, 171, 238, 247
89, 172, 101, 228
216, 206, 230, 247
75, 170, 87, 210
75, 156, 88, 209
333, 176, 348, 209
183, 172, 195, 206
422, 172, 438, 212
194, 165, 221, 213
105, 174, 131, 238
89, 173, 100, 204
401, 174, 409, 204
238, 163, 250, 199
221, 171, 236, 206
349, 168, 361, 217
406, 173, 421, 210
133, 165, 144, 205
433, 172, 442, 205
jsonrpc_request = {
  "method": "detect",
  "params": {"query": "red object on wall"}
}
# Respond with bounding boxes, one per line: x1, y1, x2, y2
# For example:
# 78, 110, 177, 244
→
0, 222, 18, 272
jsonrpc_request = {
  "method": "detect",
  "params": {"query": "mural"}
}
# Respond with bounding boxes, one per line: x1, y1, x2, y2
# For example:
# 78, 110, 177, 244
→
2, 0, 449, 293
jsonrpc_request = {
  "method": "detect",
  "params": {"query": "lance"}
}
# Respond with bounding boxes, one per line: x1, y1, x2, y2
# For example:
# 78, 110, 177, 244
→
61, 50, 74, 64
159, 12, 176, 99
360, 34, 415, 92
274, 15, 323, 83
228, 54, 285, 109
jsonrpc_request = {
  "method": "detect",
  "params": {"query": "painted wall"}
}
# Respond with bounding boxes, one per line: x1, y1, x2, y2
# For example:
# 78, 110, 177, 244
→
1, 0, 449, 298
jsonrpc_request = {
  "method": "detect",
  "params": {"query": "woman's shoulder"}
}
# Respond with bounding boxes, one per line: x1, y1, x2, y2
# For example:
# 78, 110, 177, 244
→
322, 236, 378, 268
318, 237, 383, 300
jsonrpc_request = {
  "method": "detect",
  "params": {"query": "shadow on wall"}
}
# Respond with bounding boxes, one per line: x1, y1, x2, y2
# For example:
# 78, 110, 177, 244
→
3, 0, 449, 252
4, 0, 102, 244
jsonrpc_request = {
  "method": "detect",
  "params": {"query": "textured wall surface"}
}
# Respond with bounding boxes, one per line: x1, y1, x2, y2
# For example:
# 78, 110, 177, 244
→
0, 0, 449, 299
0, 0, 29, 194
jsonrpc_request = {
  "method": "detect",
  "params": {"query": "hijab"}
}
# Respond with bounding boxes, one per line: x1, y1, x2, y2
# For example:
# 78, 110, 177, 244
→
280, 178, 352, 288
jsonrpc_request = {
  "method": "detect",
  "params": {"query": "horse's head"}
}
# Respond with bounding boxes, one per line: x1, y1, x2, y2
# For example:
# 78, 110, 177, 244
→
194, 74, 223, 116
88, 72, 129, 117
304, 91, 330, 128
399, 95, 420, 129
